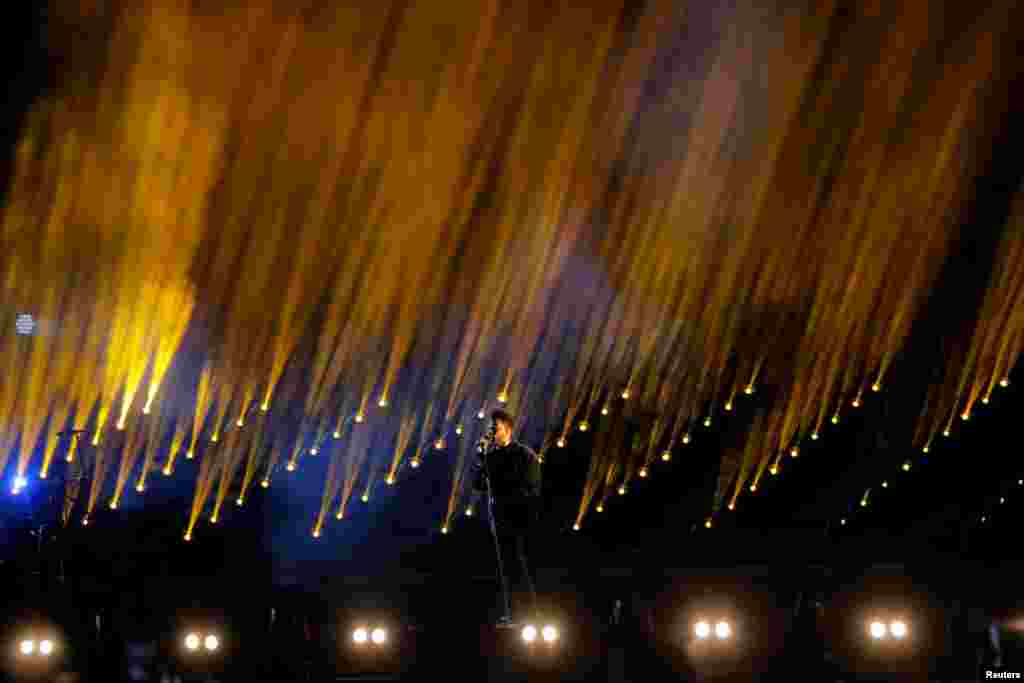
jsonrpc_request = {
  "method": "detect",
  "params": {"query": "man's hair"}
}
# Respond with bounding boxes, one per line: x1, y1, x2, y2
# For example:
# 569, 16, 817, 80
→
491, 409, 515, 429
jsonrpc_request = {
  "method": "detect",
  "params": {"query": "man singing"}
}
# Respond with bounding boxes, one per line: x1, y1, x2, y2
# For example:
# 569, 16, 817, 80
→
472, 409, 543, 627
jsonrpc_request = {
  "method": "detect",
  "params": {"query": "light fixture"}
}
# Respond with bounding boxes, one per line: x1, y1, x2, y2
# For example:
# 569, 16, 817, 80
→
869, 621, 886, 639
542, 625, 558, 642
695, 621, 711, 639
890, 621, 907, 639
715, 621, 731, 639
521, 625, 537, 643
185, 633, 200, 651
204, 635, 219, 651
371, 627, 387, 645
353, 628, 368, 644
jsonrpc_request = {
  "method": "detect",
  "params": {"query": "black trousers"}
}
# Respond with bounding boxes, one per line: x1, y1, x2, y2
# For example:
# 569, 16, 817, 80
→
490, 496, 539, 618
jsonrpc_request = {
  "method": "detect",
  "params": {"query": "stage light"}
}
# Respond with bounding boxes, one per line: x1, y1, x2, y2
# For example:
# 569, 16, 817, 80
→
441, 525, 448, 534
163, 466, 172, 476
286, 462, 295, 472
703, 417, 712, 427
942, 429, 950, 437
572, 523, 580, 531
313, 529, 321, 538
434, 439, 444, 450
557, 438, 566, 448
601, 406, 609, 415
109, 501, 118, 510
811, 432, 819, 440
621, 389, 630, 400
1000, 378, 1010, 388
715, 621, 731, 639
336, 511, 343, 520
982, 396, 991, 404
596, 504, 604, 512
386, 476, 395, 485
769, 466, 778, 475
183, 533, 191, 541
477, 410, 486, 419
831, 415, 839, 424
882, 481, 888, 488
724, 402, 732, 412
662, 450, 671, 461
186, 451, 195, 459
872, 383, 881, 392
455, 424, 463, 435
465, 507, 473, 517
902, 461, 911, 471
361, 494, 369, 503
497, 393, 508, 404
39, 640, 53, 656
682, 434, 690, 444
869, 622, 886, 639
378, 397, 388, 408
352, 628, 368, 645
961, 412, 970, 421
210, 515, 218, 524
542, 625, 558, 643
1019, 479, 1022, 486
705, 519, 712, 528
749, 484, 757, 492
744, 385, 754, 395
15, 313, 35, 335
355, 413, 365, 424
261, 479, 269, 488
840, 518, 847, 525
20, 640, 34, 655
261, 403, 269, 412
618, 485, 626, 495
236, 498, 243, 506
211, 434, 218, 443
922, 446, 930, 454
852, 399, 861, 408
790, 447, 799, 458
638, 467, 648, 478
371, 628, 387, 645
204, 635, 219, 652
311, 447, 319, 455
1000, 497, 1005, 504
185, 634, 200, 651
82, 516, 90, 527
411, 458, 420, 468
13, 475, 27, 492
727, 503, 735, 511
135, 482, 145, 493
333, 430, 342, 439
578, 421, 589, 432
694, 621, 711, 639
517, 625, 537, 644
236, 418, 244, 427
890, 621, 907, 639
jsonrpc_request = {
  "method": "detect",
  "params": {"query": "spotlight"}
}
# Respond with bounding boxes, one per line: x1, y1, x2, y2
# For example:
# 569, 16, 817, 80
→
236, 498, 243, 506
872, 383, 881, 392
840, 518, 847, 525
621, 389, 630, 400
882, 481, 888, 488
852, 399, 861, 408
455, 425, 463, 436
521, 625, 537, 643
465, 507, 473, 517
703, 417, 712, 427
727, 503, 735, 511
204, 635, 219, 652
109, 501, 118, 510
261, 479, 270, 488
961, 412, 969, 421
982, 396, 990, 404
942, 429, 950, 437
236, 418, 244, 427
313, 529, 321, 538
497, 393, 508, 404
557, 438, 566, 448
135, 482, 145, 493
831, 415, 839, 425
890, 621, 907, 639
869, 621, 886, 639
286, 462, 296, 472
183, 533, 191, 541
618, 485, 626, 496
434, 439, 445, 450
662, 450, 671, 462
578, 421, 589, 432
572, 524, 580, 531
715, 621, 731, 639
769, 466, 778, 476
185, 633, 200, 651
1000, 378, 1010, 388
333, 431, 341, 439
790, 447, 799, 458
811, 432, 819, 440
542, 625, 559, 643
596, 504, 604, 513
922, 446, 930, 454
13, 475, 27, 491
724, 402, 732, 412
186, 451, 195, 459
694, 621, 711, 639
744, 385, 754, 395
386, 476, 395, 485
361, 494, 369, 503
378, 398, 388, 408
355, 413, 365, 424
19, 640, 34, 655
39, 640, 53, 656
638, 467, 648, 478
477, 410, 486, 419
311, 447, 319, 455
411, 459, 420, 468
353, 628, 368, 645
82, 516, 90, 527
749, 484, 757, 492
682, 434, 690, 444
601, 406, 609, 415
704, 519, 712, 528
371, 628, 387, 645
902, 461, 911, 471
441, 526, 448, 534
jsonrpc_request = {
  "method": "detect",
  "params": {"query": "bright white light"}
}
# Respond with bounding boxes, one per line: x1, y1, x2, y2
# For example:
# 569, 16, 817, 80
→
715, 621, 731, 639
890, 621, 907, 639
204, 635, 219, 651
521, 625, 537, 643
353, 628, 368, 644
39, 640, 53, 656
15, 314, 35, 335
13, 475, 27, 489
185, 633, 200, 651
542, 625, 558, 642
869, 621, 886, 639
371, 627, 387, 644
695, 621, 711, 639
19, 640, 34, 655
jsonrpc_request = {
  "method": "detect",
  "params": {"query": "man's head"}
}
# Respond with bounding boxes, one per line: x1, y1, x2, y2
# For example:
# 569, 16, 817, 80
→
491, 410, 514, 447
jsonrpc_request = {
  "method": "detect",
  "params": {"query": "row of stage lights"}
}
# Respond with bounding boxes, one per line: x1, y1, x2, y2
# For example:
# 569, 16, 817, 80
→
837, 375, 1013, 530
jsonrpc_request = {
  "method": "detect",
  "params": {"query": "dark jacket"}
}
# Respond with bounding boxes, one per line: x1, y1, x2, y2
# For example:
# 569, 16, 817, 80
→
472, 440, 542, 500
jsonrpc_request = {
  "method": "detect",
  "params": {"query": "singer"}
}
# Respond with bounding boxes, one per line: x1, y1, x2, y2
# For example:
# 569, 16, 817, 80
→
472, 409, 542, 627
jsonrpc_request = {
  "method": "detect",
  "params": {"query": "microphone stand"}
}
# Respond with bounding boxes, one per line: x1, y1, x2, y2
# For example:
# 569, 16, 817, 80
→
479, 438, 513, 626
